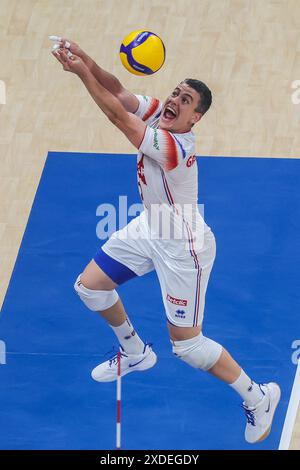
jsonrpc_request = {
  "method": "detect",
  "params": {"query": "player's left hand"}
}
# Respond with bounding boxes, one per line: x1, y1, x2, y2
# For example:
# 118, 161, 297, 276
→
52, 49, 89, 77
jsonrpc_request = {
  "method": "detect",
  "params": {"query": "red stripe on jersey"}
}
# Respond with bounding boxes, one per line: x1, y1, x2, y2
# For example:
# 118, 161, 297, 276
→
163, 131, 179, 171
142, 98, 160, 122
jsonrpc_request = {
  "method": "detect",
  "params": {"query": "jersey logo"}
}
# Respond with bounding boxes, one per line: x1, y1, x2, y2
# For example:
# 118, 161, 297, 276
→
186, 154, 196, 167
167, 294, 188, 306
137, 155, 147, 185
153, 129, 160, 150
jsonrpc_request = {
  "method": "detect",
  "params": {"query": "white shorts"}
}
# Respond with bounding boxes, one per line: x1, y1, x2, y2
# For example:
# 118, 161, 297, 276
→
97, 212, 216, 327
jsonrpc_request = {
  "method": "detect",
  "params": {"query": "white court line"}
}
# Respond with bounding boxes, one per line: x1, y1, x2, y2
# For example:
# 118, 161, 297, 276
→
279, 360, 300, 450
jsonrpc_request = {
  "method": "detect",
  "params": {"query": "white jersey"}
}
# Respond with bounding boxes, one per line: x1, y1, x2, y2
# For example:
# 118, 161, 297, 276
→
134, 95, 210, 252
97, 95, 215, 327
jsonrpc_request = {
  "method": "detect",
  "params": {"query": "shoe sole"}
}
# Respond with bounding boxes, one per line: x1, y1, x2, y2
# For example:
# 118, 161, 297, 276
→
253, 382, 281, 443
92, 351, 157, 383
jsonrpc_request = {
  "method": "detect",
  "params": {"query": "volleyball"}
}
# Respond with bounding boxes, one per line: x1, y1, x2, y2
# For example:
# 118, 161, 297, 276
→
119, 30, 165, 76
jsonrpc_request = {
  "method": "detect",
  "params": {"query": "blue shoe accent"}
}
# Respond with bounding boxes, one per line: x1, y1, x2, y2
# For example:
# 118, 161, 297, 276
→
129, 357, 148, 368
242, 406, 256, 426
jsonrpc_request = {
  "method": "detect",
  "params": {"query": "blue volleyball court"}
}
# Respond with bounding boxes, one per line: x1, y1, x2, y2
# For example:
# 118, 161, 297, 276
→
0, 152, 299, 449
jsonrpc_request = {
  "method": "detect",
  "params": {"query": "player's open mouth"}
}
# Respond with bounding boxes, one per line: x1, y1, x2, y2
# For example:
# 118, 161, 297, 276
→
162, 105, 177, 122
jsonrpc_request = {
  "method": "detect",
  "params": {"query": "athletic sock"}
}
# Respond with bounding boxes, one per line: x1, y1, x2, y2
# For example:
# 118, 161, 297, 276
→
110, 318, 145, 355
229, 369, 264, 407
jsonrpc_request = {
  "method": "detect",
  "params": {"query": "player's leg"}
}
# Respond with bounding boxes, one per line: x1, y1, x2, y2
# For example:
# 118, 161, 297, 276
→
80, 259, 126, 326
168, 322, 243, 385
74, 215, 157, 381
168, 322, 280, 443
168, 322, 251, 394
167, 323, 241, 383
156, 230, 280, 443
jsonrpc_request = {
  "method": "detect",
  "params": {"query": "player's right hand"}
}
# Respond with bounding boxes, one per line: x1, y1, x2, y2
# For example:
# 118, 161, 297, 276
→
59, 38, 83, 58
52, 49, 89, 78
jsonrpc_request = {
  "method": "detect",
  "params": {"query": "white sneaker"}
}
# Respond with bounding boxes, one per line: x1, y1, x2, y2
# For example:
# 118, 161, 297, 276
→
242, 382, 281, 443
91, 344, 157, 383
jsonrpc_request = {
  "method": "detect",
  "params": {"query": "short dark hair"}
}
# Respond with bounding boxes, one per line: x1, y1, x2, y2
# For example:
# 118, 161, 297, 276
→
183, 78, 212, 115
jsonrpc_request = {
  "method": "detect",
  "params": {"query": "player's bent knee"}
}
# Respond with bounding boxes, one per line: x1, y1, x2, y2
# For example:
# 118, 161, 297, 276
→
74, 274, 119, 312
172, 332, 222, 371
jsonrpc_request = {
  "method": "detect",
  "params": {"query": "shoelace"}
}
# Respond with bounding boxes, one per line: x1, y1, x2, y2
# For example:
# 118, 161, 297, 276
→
108, 351, 128, 367
107, 342, 153, 367
242, 404, 256, 426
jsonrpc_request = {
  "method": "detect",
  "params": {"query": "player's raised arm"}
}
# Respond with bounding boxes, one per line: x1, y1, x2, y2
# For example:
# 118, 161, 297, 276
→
50, 36, 139, 113
89, 61, 139, 114
52, 50, 146, 148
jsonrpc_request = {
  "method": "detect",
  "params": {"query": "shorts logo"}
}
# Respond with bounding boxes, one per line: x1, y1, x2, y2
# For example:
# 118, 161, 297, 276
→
167, 294, 187, 306
175, 309, 186, 319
